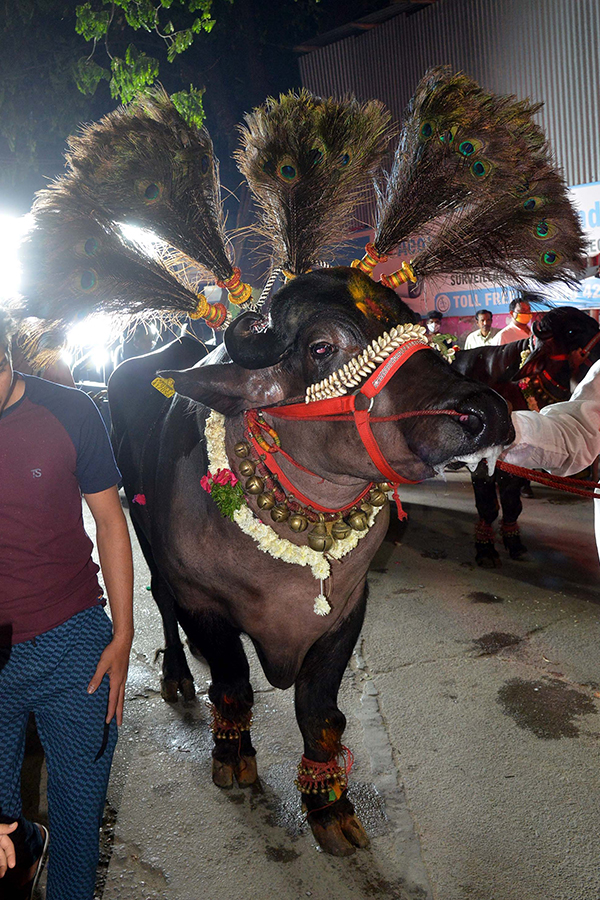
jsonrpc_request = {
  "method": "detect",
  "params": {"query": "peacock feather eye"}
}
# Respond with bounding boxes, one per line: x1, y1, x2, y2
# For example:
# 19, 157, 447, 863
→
420, 121, 434, 140
439, 125, 459, 144
337, 150, 351, 168
458, 137, 484, 157
136, 180, 163, 203
534, 219, 557, 240
262, 159, 276, 177
541, 250, 561, 267
470, 158, 492, 179
515, 177, 531, 195
85, 238, 99, 257
277, 157, 298, 183
523, 196, 544, 211
79, 269, 97, 291
200, 154, 210, 175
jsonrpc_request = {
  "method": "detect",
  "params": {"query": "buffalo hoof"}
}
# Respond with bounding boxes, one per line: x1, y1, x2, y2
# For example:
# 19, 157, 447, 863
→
235, 755, 258, 787
212, 755, 258, 788
475, 543, 501, 568
160, 676, 196, 703
212, 758, 235, 789
306, 794, 370, 857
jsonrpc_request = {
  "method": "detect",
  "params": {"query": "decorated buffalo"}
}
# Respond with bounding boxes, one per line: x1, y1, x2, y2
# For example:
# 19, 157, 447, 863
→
109, 266, 512, 854
13, 68, 586, 856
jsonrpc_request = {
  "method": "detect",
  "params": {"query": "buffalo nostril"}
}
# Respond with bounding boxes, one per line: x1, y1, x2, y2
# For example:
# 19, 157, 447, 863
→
458, 412, 483, 436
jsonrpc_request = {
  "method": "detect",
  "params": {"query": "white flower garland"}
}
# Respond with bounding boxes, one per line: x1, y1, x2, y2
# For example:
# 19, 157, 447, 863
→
204, 410, 384, 615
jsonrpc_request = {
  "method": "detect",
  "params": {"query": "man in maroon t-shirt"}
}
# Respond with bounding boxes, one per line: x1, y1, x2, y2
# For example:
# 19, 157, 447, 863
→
0, 311, 133, 900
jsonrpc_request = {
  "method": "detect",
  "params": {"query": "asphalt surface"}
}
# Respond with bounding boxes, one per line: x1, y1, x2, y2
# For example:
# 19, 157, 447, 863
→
28, 472, 600, 900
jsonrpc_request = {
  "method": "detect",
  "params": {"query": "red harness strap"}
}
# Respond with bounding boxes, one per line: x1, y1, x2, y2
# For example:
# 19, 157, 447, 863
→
267, 340, 432, 485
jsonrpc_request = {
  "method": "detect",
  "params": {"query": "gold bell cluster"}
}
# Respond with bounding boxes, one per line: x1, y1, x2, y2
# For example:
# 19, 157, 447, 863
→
306, 323, 427, 402
234, 439, 389, 551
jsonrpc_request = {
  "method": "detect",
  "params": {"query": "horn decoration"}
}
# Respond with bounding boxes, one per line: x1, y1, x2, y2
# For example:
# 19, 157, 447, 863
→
306, 323, 427, 403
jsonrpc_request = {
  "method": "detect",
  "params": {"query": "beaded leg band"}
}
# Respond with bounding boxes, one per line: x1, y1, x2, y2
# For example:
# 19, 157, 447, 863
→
475, 520, 495, 543
501, 521, 521, 537
209, 703, 252, 741
295, 749, 353, 803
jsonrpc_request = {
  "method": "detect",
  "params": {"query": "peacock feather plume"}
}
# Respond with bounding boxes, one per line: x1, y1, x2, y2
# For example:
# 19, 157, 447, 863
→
63, 85, 234, 283
235, 89, 392, 275
18, 188, 218, 341
372, 67, 586, 287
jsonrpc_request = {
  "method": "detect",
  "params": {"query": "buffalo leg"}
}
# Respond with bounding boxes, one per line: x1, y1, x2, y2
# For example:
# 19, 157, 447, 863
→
294, 586, 369, 857
130, 517, 195, 702
496, 469, 528, 558
176, 608, 257, 789
471, 464, 501, 568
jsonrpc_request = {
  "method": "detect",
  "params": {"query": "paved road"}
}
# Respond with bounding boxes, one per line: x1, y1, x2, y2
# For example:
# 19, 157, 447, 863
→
32, 473, 600, 900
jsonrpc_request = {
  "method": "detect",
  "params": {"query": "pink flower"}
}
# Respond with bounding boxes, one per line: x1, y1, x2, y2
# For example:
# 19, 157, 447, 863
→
132, 493, 146, 506
200, 474, 212, 493
213, 468, 237, 486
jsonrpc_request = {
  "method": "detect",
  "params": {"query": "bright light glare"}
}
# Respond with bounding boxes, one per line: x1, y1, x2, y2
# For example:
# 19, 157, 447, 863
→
92, 349, 108, 370
0, 213, 33, 301
120, 223, 159, 254
68, 313, 113, 350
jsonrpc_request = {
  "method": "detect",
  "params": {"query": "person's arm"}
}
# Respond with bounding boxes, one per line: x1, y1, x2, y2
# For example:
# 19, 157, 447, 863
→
501, 359, 600, 476
0, 823, 17, 878
84, 485, 134, 725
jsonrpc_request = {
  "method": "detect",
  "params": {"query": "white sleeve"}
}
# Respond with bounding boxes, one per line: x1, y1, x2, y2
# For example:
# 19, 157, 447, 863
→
501, 359, 600, 476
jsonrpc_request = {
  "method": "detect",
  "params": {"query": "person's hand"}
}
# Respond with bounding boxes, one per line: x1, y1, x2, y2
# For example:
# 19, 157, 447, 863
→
0, 822, 17, 878
87, 634, 133, 726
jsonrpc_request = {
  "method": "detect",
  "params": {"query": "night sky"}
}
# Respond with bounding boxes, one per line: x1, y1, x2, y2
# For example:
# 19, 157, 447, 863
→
0, 0, 397, 216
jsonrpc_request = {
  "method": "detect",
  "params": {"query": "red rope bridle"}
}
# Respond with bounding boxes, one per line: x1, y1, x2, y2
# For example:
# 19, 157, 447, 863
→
265, 340, 466, 485
249, 339, 471, 519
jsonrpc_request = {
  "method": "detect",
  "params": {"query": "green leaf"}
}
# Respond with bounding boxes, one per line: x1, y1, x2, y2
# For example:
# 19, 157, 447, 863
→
210, 482, 245, 520
171, 85, 206, 129
75, 2, 111, 41
72, 57, 110, 95
110, 47, 159, 104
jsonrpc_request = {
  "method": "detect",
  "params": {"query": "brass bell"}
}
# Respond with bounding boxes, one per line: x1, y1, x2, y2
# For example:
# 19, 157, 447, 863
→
257, 491, 276, 510
369, 489, 387, 507
331, 518, 352, 541
238, 458, 256, 477
378, 482, 392, 492
360, 502, 373, 517
307, 517, 334, 553
347, 509, 368, 531
289, 513, 308, 533
271, 504, 290, 523
234, 441, 250, 458
245, 475, 264, 495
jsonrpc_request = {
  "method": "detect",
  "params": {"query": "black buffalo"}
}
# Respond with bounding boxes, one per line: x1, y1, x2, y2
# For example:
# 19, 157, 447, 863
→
109, 267, 512, 856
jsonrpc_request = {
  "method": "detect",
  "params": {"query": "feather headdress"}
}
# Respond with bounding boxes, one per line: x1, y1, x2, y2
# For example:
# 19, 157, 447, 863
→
63, 86, 235, 285
235, 90, 392, 275
363, 67, 586, 288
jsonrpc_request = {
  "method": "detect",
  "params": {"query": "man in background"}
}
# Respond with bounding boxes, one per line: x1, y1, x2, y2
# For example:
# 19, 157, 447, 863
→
492, 295, 534, 345
464, 310, 497, 349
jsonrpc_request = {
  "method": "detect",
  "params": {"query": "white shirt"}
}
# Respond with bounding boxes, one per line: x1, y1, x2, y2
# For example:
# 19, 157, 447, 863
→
491, 321, 531, 345
501, 359, 600, 559
463, 328, 498, 349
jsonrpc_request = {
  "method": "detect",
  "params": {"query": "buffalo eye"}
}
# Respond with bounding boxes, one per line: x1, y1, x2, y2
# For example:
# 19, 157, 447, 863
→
309, 341, 336, 360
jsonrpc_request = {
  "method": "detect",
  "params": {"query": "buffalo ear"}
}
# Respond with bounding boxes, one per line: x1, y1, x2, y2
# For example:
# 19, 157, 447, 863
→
158, 360, 298, 416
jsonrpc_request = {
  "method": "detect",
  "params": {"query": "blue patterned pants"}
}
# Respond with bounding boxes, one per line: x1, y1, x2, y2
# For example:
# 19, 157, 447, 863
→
0, 606, 118, 900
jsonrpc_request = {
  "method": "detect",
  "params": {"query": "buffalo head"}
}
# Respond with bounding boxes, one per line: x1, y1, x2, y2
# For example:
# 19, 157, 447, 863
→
162, 267, 512, 482
519, 305, 600, 390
